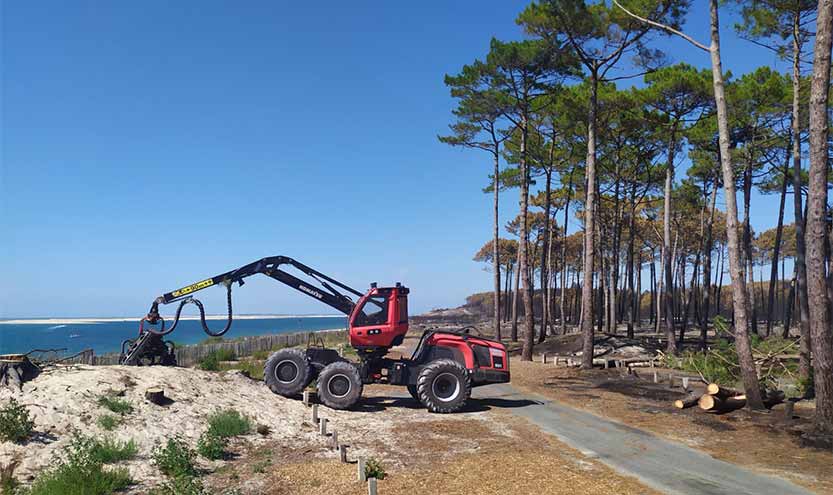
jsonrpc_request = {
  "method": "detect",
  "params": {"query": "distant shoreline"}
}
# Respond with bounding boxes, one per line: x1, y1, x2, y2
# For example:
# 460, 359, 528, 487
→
0, 314, 345, 325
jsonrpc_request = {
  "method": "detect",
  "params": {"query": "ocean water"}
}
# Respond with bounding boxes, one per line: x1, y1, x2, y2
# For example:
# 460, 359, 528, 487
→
0, 316, 348, 356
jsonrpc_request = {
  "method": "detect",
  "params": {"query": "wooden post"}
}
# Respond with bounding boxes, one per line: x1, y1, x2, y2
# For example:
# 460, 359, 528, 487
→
358, 457, 366, 482
368, 477, 378, 495
653, 371, 658, 383
783, 401, 795, 422
331, 430, 338, 449
682, 377, 690, 391
311, 404, 319, 424
303, 390, 310, 406
541, 353, 547, 364
319, 417, 328, 436
339, 444, 348, 463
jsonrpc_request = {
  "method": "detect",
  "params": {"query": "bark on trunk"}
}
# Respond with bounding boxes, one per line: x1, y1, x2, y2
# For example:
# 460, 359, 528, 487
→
805, 0, 833, 433
492, 151, 502, 341
539, 168, 553, 343
791, 11, 812, 382
580, 71, 599, 369
766, 146, 790, 336
560, 172, 574, 335
520, 107, 536, 362
511, 248, 521, 341
701, 177, 718, 349
663, 127, 678, 354
709, 0, 764, 409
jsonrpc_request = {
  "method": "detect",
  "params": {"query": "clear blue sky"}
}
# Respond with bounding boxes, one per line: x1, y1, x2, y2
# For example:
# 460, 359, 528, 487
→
1, 2, 793, 318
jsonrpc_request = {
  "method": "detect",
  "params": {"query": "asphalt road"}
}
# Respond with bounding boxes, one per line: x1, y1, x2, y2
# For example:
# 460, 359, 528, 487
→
470, 383, 813, 495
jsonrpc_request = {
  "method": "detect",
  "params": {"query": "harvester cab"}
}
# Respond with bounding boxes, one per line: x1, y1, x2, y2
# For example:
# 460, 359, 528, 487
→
121, 256, 510, 413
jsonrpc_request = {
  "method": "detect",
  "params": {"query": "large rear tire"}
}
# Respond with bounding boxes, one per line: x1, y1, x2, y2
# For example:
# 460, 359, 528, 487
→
316, 361, 363, 410
264, 348, 312, 396
417, 359, 471, 413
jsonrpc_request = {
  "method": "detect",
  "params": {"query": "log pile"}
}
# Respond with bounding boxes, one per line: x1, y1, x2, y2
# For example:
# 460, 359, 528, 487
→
672, 382, 786, 414
0, 355, 41, 390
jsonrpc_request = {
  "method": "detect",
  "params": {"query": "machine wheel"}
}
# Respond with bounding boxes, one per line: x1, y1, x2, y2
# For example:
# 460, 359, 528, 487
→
406, 385, 421, 403
316, 362, 363, 410
416, 359, 471, 414
264, 348, 312, 397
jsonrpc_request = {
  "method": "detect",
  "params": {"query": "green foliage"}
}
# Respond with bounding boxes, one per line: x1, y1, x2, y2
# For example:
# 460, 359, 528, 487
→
152, 437, 197, 479
196, 432, 226, 460
206, 410, 251, 439
0, 398, 34, 443
96, 415, 121, 432
149, 475, 205, 495
70, 436, 137, 464
198, 348, 236, 371
364, 457, 386, 480
251, 460, 271, 474
797, 370, 815, 398
24, 434, 133, 495
218, 360, 264, 380
96, 395, 133, 415
665, 339, 739, 386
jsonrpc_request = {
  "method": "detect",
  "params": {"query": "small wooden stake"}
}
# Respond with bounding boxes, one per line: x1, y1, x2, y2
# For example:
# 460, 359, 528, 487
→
331, 429, 338, 449
653, 371, 658, 383
541, 353, 547, 364
303, 390, 310, 406
358, 457, 366, 482
368, 477, 378, 495
339, 444, 348, 463
319, 417, 328, 436
311, 404, 319, 424
682, 377, 690, 391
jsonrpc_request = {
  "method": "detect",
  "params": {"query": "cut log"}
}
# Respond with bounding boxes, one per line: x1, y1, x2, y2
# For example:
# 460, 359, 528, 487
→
699, 394, 747, 413
0, 355, 41, 390
705, 383, 742, 399
674, 392, 702, 409
145, 388, 166, 405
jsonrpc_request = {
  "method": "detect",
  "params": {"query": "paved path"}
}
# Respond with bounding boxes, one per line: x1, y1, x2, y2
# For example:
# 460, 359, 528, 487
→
469, 383, 812, 495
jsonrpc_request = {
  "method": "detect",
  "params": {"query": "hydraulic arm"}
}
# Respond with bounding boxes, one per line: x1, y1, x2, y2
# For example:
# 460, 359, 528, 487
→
121, 256, 362, 365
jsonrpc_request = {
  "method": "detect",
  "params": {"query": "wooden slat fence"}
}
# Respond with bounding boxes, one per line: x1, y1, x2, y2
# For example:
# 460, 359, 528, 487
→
61, 329, 348, 367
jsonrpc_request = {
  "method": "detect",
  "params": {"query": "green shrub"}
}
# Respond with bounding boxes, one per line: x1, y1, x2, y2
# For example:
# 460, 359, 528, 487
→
152, 437, 197, 478
206, 410, 251, 439
71, 436, 137, 464
0, 398, 34, 443
197, 348, 236, 371
97, 395, 133, 415
25, 433, 133, 495
218, 360, 265, 380
150, 475, 205, 495
364, 457, 386, 480
196, 432, 226, 460
96, 415, 121, 432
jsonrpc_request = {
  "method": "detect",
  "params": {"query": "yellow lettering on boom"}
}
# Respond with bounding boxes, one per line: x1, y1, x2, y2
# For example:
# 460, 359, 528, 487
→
171, 278, 215, 297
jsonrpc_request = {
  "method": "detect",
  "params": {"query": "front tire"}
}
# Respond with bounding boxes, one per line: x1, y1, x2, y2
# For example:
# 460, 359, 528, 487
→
317, 361, 363, 410
417, 359, 471, 413
264, 348, 312, 396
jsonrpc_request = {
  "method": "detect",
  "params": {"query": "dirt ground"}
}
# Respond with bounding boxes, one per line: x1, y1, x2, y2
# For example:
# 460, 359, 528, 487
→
205, 394, 657, 495
507, 356, 833, 493
4, 362, 656, 494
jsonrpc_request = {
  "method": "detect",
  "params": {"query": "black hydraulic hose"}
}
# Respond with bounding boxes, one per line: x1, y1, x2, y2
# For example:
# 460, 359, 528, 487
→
143, 283, 234, 337
192, 282, 234, 337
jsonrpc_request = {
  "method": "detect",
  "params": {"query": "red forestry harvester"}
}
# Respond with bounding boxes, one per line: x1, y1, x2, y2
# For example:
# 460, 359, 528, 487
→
121, 256, 510, 413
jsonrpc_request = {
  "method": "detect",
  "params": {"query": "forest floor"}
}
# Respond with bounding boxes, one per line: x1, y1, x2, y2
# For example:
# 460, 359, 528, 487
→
495, 329, 833, 494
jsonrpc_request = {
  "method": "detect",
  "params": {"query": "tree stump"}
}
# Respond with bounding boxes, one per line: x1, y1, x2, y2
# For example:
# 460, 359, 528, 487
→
145, 388, 166, 405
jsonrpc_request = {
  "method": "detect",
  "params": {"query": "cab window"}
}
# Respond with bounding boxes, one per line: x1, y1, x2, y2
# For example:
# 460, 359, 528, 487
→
355, 295, 389, 326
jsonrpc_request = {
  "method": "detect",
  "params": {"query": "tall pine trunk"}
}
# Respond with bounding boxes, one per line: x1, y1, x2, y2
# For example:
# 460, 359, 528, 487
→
709, 0, 763, 409
791, 11, 812, 381
520, 107, 536, 361
492, 151, 502, 341
805, 0, 833, 433
580, 71, 599, 369
701, 177, 717, 349
766, 145, 790, 336
662, 127, 678, 353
